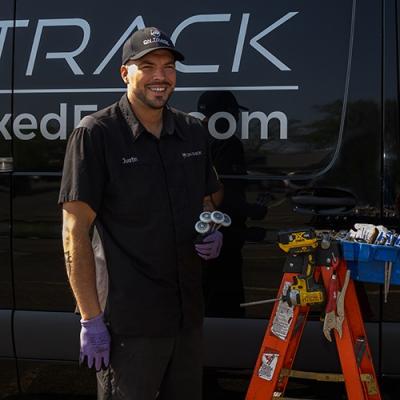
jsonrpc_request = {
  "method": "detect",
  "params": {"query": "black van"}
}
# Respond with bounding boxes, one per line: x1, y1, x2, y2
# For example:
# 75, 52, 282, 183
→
1, 0, 400, 397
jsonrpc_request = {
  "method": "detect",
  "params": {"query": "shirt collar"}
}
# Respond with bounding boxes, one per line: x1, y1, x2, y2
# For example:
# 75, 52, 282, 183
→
119, 94, 182, 140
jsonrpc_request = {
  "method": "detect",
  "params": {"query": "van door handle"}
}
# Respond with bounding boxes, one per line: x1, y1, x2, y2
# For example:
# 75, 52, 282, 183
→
293, 206, 349, 215
291, 192, 356, 215
0, 157, 13, 172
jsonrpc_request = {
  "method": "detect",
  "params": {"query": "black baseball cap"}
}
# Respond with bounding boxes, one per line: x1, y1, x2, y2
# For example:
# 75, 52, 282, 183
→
122, 27, 184, 64
197, 91, 248, 117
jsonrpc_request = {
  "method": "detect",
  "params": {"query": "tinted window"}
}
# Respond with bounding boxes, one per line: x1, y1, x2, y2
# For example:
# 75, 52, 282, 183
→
12, 0, 353, 174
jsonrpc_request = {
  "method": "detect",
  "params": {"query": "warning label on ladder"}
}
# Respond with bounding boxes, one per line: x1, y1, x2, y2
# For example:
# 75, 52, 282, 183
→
271, 281, 293, 340
258, 349, 279, 381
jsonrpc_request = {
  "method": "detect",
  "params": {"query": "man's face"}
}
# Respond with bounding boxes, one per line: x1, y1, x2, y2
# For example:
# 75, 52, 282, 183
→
121, 49, 177, 110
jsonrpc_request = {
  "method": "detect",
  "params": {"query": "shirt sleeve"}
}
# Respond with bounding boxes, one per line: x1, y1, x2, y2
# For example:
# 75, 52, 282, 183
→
58, 120, 106, 213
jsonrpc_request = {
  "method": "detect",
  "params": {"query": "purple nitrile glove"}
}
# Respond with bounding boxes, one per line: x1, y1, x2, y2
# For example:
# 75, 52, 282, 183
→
195, 230, 223, 260
80, 312, 111, 371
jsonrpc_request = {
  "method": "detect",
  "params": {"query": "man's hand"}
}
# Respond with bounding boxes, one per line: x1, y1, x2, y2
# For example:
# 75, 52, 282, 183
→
80, 313, 111, 371
195, 231, 223, 260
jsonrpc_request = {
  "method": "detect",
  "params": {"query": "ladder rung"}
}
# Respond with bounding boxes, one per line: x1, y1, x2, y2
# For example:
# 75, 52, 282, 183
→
280, 368, 344, 382
361, 374, 379, 396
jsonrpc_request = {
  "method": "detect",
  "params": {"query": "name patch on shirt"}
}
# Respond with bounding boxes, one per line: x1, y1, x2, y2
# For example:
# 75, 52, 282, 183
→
122, 156, 139, 165
182, 151, 202, 159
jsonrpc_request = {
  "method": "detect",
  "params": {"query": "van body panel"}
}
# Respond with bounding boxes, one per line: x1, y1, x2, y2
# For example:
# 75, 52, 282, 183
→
0, 311, 14, 358
12, 312, 380, 374
13, 174, 71, 311
0, 175, 12, 310
202, 318, 379, 371
381, 322, 400, 375
14, 311, 79, 360
1, 0, 400, 396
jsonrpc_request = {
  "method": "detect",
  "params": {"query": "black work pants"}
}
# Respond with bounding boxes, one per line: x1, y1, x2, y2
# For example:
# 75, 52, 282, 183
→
97, 328, 202, 400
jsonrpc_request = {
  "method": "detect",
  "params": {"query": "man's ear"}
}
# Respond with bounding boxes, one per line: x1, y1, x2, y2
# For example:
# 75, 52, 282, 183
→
120, 65, 129, 84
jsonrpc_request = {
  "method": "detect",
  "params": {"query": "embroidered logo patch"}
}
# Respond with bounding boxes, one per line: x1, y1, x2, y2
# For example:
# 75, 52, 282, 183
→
150, 29, 161, 37
122, 156, 139, 165
182, 151, 202, 159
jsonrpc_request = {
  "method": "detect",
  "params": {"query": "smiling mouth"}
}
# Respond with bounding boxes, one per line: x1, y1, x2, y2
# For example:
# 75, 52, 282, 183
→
147, 83, 170, 94
148, 86, 168, 93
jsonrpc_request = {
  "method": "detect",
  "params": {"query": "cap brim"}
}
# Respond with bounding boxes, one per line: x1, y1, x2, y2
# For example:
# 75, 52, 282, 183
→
128, 46, 185, 62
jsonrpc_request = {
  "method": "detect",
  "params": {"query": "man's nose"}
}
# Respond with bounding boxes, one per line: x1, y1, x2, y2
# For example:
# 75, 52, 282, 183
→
153, 67, 166, 80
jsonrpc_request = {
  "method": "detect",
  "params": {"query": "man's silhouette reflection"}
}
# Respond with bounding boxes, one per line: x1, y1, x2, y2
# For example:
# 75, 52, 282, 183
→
198, 91, 268, 317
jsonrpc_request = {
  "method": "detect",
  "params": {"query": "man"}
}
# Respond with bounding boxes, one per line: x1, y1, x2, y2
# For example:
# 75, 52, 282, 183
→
197, 91, 268, 319
59, 27, 222, 400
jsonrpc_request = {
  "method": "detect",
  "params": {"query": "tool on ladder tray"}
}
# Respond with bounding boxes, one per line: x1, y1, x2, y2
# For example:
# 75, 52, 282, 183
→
335, 268, 350, 337
382, 231, 396, 303
242, 228, 381, 400
322, 253, 351, 342
241, 229, 325, 309
322, 254, 339, 341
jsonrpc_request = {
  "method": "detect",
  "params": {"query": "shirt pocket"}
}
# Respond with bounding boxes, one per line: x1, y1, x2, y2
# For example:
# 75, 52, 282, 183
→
110, 161, 166, 219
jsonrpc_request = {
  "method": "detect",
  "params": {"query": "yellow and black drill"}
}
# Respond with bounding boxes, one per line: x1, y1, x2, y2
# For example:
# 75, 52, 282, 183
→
278, 228, 325, 307
240, 228, 325, 309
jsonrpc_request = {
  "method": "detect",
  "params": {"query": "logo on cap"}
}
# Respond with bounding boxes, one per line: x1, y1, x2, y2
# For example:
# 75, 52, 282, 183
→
150, 29, 161, 37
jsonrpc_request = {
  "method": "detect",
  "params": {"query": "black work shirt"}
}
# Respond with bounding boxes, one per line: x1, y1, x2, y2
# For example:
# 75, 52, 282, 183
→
59, 94, 220, 336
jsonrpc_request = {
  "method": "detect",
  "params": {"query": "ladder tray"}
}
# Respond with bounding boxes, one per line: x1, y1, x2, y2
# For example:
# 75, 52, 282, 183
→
341, 241, 400, 284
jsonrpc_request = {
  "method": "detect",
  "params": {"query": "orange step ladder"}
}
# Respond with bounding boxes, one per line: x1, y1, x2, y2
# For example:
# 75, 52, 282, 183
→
245, 257, 381, 399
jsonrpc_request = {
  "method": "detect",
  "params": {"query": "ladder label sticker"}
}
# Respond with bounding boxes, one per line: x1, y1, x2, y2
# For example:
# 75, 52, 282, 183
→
258, 348, 279, 381
271, 281, 293, 340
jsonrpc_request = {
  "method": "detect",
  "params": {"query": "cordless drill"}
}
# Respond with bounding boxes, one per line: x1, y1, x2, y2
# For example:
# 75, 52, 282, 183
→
278, 228, 325, 307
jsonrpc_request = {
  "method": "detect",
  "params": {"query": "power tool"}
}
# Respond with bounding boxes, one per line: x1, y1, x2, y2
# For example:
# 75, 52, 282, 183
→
278, 228, 325, 307
240, 228, 326, 308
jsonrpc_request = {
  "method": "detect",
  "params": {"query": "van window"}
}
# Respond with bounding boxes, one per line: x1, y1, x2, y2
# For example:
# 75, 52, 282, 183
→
8, 0, 354, 174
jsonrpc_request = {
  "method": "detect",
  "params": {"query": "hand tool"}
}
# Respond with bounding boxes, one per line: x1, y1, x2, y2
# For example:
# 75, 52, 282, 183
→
209, 211, 232, 232
323, 275, 338, 342
222, 213, 232, 227
383, 232, 394, 303
195, 212, 230, 254
210, 210, 225, 231
355, 337, 366, 366
195, 220, 210, 235
199, 211, 212, 223
323, 253, 340, 341
336, 269, 350, 337
384, 261, 392, 303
